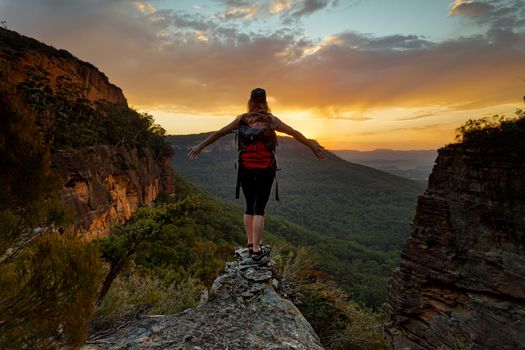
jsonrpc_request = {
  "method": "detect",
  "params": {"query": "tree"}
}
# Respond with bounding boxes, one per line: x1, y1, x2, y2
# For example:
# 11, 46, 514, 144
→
96, 197, 199, 305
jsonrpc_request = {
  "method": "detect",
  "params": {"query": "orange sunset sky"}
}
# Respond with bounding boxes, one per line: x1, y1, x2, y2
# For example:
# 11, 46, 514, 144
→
1, 0, 524, 150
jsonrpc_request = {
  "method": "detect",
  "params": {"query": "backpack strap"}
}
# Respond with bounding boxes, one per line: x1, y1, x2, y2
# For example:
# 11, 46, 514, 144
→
235, 160, 241, 199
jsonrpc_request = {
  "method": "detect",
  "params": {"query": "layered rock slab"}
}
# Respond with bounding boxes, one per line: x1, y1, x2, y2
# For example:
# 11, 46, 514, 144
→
384, 143, 525, 349
85, 248, 323, 350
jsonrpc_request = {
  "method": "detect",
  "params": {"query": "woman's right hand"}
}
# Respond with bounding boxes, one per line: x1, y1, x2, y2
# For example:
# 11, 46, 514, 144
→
311, 145, 326, 160
187, 145, 202, 160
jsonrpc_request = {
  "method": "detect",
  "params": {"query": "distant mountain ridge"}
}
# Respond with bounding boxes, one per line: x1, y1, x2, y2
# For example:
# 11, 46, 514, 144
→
168, 133, 424, 252
332, 149, 437, 183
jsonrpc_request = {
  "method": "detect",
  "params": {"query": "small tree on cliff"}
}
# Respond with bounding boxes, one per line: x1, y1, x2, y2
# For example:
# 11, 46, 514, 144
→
96, 197, 199, 305
455, 108, 525, 153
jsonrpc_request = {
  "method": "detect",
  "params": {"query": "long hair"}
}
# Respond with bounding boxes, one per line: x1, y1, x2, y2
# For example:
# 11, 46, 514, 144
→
248, 100, 271, 113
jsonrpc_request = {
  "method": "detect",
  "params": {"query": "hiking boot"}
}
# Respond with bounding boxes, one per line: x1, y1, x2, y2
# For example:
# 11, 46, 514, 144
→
251, 245, 271, 262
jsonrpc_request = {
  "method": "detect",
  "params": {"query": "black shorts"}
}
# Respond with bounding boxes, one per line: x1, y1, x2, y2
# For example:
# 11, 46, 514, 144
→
240, 167, 276, 216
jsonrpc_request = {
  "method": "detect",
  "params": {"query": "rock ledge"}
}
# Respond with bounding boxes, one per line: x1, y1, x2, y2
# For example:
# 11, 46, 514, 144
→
85, 247, 324, 350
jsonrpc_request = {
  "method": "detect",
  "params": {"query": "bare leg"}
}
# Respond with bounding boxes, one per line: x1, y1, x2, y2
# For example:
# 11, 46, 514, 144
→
244, 214, 254, 246
252, 215, 265, 252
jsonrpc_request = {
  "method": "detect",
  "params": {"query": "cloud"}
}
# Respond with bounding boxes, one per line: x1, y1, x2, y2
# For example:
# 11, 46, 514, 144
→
329, 31, 434, 51
1, 0, 524, 117
134, 1, 156, 14
313, 107, 373, 120
396, 113, 436, 121
279, 0, 340, 24
290, 0, 332, 18
212, 0, 339, 24
213, 0, 252, 6
353, 123, 444, 136
217, 3, 259, 20
449, 0, 525, 32
409, 123, 442, 131
449, 0, 493, 18
339, 115, 372, 121
270, 0, 294, 14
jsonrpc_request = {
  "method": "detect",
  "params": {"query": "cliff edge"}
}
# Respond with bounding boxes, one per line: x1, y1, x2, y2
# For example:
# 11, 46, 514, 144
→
0, 27, 126, 106
384, 136, 525, 349
1, 28, 174, 238
84, 247, 324, 350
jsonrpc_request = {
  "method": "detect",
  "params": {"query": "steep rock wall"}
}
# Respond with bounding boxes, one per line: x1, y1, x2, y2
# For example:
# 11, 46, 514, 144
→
384, 143, 525, 349
0, 28, 126, 106
1, 28, 174, 238
52, 145, 174, 239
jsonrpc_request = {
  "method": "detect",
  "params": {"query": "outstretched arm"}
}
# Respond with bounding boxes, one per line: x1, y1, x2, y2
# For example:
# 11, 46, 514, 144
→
274, 117, 326, 160
187, 117, 241, 160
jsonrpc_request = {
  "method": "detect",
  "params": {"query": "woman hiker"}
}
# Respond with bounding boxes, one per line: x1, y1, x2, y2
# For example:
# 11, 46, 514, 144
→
187, 88, 325, 262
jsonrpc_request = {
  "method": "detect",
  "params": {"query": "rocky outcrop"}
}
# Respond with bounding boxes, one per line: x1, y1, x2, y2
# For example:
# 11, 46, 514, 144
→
85, 248, 324, 350
0, 27, 126, 106
53, 145, 174, 239
0, 28, 175, 238
384, 143, 525, 349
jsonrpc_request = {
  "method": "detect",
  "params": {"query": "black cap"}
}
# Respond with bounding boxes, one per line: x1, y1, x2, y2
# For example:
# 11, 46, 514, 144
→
250, 88, 266, 103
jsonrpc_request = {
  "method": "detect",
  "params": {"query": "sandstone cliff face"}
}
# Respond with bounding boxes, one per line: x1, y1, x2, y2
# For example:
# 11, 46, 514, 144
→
84, 248, 324, 350
53, 145, 174, 239
0, 28, 126, 106
1, 28, 174, 238
385, 143, 525, 349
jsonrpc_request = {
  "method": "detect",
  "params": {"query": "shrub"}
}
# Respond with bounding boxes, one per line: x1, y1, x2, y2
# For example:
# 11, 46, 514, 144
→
274, 245, 389, 350
91, 265, 202, 332
96, 197, 200, 304
455, 109, 525, 151
0, 231, 104, 349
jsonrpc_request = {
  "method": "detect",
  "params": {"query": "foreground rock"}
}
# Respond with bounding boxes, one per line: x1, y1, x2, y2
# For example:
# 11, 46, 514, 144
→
384, 143, 525, 349
85, 247, 324, 350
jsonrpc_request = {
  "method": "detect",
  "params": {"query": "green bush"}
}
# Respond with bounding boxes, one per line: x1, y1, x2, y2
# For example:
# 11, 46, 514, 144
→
0, 231, 104, 349
455, 109, 525, 150
96, 197, 200, 304
92, 266, 202, 332
274, 246, 389, 350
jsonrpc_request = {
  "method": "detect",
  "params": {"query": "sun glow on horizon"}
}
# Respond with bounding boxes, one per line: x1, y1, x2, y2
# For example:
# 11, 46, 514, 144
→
141, 102, 519, 151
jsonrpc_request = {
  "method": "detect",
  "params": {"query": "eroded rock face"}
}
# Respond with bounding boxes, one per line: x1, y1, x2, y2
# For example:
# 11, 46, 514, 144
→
85, 248, 324, 350
384, 143, 525, 349
53, 145, 174, 239
0, 28, 175, 238
0, 28, 127, 106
